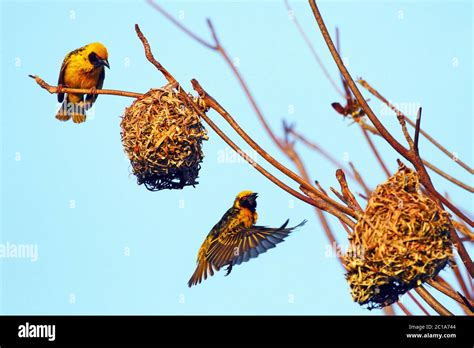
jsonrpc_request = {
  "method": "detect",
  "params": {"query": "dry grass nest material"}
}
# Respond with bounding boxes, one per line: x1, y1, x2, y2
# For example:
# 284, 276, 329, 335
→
121, 87, 208, 191
344, 164, 453, 309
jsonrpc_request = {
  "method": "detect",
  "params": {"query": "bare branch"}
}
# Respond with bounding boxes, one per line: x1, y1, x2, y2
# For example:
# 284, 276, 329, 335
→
29, 75, 142, 99
358, 78, 473, 174
414, 107, 422, 154
415, 286, 453, 316
360, 127, 391, 177
427, 279, 473, 314
284, 0, 344, 97
348, 162, 372, 198
407, 291, 431, 316
146, 0, 217, 50
359, 119, 473, 193
335, 169, 363, 213
396, 302, 412, 316
135, 24, 177, 85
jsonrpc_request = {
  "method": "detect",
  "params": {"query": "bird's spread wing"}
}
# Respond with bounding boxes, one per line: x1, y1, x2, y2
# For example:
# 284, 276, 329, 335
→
206, 219, 307, 270
85, 67, 105, 105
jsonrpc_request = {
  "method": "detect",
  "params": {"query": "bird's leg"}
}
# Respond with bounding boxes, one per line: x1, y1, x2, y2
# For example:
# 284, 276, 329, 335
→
83, 101, 93, 111
82, 87, 98, 111
224, 264, 233, 276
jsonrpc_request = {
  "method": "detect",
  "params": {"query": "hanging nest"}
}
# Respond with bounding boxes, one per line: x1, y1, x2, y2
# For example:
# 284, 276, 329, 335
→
121, 87, 208, 191
344, 163, 453, 309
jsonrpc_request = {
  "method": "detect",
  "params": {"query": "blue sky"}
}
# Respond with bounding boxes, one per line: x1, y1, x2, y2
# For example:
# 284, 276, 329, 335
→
1, 0, 472, 315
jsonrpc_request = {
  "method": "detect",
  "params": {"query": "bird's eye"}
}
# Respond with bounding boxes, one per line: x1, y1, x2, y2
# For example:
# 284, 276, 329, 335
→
88, 52, 99, 65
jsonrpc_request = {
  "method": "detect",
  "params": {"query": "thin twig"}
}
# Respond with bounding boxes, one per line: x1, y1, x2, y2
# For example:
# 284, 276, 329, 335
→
359, 121, 473, 193
330, 187, 347, 205
339, 219, 352, 236
146, 0, 216, 50
453, 221, 474, 242
335, 169, 363, 213
396, 302, 412, 316
288, 148, 344, 260
415, 286, 453, 316
427, 279, 473, 314
407, 291, 431, 316
280, 126, 354, 245
423, 160, 474, 193
414, 107, 422, 154
289, 129, 356, 181
349, 162, 372, 198
452, 259, 472, 304
301, 186, 355, 229
382, 305, 395, 316
29, 75, 143, 98
134, 25, 177, 84
284, 0, 344, 97
358, 78, 473, 174
360, 126, 391, 177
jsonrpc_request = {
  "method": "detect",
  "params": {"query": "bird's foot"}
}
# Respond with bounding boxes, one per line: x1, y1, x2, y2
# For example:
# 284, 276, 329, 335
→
89, 86, 97, 95
57, 84, 64, 95
224, 264, 233, 277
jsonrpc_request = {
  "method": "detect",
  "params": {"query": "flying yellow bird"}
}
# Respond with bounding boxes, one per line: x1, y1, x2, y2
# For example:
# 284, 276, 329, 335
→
188, 191, 306, 287
56, 42, 109, 123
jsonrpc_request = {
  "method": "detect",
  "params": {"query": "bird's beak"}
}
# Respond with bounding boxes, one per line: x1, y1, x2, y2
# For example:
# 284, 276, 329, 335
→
249, 192, 258, 201
102, 59, 110, 69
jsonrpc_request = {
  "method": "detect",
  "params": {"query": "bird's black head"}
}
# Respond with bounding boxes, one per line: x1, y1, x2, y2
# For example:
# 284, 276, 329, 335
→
237, 192, 258, 212
88, 52, 110, 69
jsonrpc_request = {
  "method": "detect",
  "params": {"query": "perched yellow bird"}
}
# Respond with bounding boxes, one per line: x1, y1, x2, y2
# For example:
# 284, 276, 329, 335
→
56, 42, 109, 123
188, 191, 306, 287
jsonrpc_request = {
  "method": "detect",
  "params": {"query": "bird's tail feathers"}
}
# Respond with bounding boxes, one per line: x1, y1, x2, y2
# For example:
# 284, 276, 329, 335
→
55, 101, 71, 122
56, 99, 86, 123
188, 259, 216, 288
279, 219, 290, 229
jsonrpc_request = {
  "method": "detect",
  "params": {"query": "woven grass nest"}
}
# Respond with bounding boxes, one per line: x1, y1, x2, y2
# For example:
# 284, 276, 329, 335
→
344, 163, 453, 309
121, 87, 208, 191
